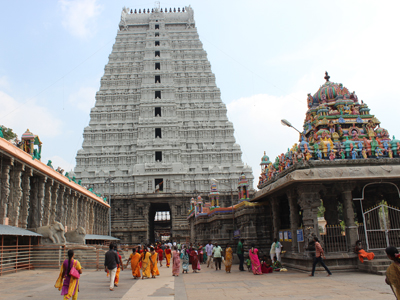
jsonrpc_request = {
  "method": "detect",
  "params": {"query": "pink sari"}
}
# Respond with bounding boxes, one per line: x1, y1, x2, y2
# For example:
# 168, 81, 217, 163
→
249, 248, 262, 275
172, 250, 181, 275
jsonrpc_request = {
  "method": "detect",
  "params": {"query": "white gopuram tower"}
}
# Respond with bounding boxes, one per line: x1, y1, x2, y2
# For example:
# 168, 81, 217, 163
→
74, 5, 253, 243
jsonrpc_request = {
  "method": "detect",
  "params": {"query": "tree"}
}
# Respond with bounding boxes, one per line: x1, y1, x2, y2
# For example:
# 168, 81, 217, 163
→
0, 125, 17, 141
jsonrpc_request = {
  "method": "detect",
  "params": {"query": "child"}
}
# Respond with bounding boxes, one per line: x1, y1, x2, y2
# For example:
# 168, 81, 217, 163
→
246, 258, 252, 272
272, 256, 282, 271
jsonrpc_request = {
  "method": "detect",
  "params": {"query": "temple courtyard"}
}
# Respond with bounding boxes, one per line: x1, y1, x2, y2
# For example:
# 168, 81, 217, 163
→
0, 265, 394, 299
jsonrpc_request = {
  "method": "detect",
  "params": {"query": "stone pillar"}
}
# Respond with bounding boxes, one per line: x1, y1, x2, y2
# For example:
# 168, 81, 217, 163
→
8, 163, 24, 227
42, 179, 53, 226
270, 197, 280, 239
77, 196, 83, 228
56, 186, 65, 224
339, 183, 357, 252
37, 176, 46, 227
28, 178, 38, 228
88, 201, 94, 234
50, 182, 59, 224
73, 194, 79, 230
0, 161, 12, 225
19, 168, 33, 229
63, 189, 70, 231
297, 185, 322, 250
95, 205, 99, 234
287, 189, 300, 253
82, 198, 88, 231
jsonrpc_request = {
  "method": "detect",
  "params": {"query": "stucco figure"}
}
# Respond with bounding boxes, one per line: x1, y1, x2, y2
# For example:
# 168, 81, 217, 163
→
65, 226, 86, 244
36, 221, 66, 244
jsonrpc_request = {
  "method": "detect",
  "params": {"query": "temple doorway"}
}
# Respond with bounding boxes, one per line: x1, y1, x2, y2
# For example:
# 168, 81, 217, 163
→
148, 203, 171, 243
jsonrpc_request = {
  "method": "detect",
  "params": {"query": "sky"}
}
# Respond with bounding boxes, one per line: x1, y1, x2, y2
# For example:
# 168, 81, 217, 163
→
1, 0, 400, 190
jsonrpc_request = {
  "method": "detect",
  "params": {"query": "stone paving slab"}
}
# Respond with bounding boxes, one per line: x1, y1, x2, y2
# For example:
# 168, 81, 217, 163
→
0, 264, 396, 299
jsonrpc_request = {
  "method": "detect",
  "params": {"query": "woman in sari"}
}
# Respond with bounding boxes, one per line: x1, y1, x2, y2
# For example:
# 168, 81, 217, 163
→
126, 248, 141, 279
55, 249, 82, 300
198, 243, 204, 264
165, 245, 172, 268
150, 247, 160, 278
156, 245, 164, 267
224, 244, 233, 273
172, 246, 181, 276
141, 248, 152, 279
354, 240, 375, 263
385, 246, 400, 299
181, 246, 189, 274
190, 248, 199, 273
249, 244, 262, 275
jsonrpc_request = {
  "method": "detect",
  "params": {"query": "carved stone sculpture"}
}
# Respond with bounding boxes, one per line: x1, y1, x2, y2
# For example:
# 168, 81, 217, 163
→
36, 221, 66, 244
65, 226, 86, 244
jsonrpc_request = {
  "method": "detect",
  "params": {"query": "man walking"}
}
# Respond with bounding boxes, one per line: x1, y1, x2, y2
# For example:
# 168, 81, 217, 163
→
212, 242, 223, 271
237, 239, 245, 271
205, 240, 214, 268
105, 243, 121, 291
310, 237, 332, 277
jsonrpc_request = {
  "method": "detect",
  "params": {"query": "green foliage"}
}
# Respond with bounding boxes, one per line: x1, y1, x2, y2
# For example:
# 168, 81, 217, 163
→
317, 200, 325, 217
0, 125, 17, 141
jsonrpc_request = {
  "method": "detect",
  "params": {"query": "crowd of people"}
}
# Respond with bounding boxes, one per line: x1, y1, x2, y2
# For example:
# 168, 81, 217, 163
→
54, 238, 400, 299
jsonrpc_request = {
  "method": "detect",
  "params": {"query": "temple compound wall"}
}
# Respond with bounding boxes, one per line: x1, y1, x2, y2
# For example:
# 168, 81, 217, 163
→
0, 137, 110, 238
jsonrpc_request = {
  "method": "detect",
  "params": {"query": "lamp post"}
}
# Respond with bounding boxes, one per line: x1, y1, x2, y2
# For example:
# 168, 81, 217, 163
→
281, 119, 302, 135
210, 178, 235, 239
105, 177, 116, 236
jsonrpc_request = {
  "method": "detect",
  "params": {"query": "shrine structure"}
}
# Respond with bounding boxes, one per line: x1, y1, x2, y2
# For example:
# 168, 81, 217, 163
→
252, 73, 400, 273
74, 6, 253, 244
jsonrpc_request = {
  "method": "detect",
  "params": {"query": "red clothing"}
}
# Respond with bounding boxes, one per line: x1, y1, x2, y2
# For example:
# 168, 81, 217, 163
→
315, 241, 324, 257
190, 250, 198, 270
157, 248, 163, 261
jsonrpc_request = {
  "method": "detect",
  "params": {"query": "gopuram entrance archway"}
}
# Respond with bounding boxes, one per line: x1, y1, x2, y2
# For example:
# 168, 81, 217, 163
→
149, 202, 171, 243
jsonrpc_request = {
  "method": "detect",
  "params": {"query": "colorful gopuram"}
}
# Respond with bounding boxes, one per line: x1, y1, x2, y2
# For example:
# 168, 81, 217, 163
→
258, 72, 399, 187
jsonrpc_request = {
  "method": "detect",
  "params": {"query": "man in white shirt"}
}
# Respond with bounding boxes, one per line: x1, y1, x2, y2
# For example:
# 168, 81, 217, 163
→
168, 240, 173, 249
205, 240, 214, 268
273, 238, 283, 262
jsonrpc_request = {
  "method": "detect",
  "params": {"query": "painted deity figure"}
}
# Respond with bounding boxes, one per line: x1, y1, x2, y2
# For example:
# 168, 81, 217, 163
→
351, 148, 358, 160
361, 148, 368, 159
316, 149, 322, 160
389, 149, 393, 159
329, 150, 335, 161
375, 146, 383, 158
305, 150, 312, 161
363, 137, 372, 156
339, 149, 345, 160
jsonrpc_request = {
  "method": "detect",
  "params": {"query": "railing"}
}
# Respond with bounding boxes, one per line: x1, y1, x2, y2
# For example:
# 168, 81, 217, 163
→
0, 244, 34, 276
321, 225, 348, 253
31, 245, 109, 270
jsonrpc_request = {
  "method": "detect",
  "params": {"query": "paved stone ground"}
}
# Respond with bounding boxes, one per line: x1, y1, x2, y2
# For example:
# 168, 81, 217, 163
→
0, 264, 395, 299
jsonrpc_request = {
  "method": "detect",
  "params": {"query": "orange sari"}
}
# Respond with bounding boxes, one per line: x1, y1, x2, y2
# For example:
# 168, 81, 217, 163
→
150, 252, 160, 276
358, 249, 375, 263
165, 249, 171, 267
129, 252, 141, 278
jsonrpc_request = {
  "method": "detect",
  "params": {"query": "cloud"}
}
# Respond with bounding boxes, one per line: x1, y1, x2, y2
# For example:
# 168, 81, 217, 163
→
68, 86, 96, 112
0, 91, 63, 138
0, 76, 10, 90
227, 92, 307, 190
59, 0, 102, 39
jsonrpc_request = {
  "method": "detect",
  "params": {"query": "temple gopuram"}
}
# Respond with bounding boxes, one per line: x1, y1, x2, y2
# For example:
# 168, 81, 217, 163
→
252, 73, 400, 274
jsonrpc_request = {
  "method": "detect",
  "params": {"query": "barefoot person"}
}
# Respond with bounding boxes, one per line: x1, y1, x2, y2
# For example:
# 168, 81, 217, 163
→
354, 240, 375, 263
165, 245, 172, 268
126, 247, 141, 279
309, 237, 332, 277
141, 247, 152, 279
55, 249, 82, 300
181, 246, 189, 274
224, 243, 233, 273
249, 244, 262, 275
150, 247, 159, 278
114, 245, 124, 287
172, 246, 181, 276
